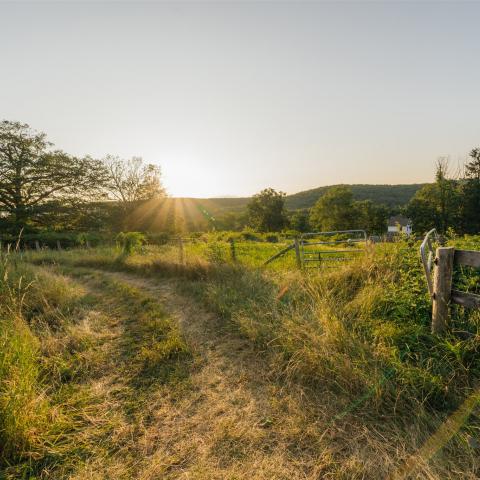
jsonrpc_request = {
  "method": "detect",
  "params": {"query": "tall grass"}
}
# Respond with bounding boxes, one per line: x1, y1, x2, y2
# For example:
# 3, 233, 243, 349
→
0, 253, 47, 462
1, 249, 194, 477
29, 239, 480, 411
21, 237, 480, 477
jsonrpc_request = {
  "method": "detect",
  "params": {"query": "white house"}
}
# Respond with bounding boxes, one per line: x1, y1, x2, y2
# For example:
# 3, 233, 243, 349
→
387, 215, 412, 235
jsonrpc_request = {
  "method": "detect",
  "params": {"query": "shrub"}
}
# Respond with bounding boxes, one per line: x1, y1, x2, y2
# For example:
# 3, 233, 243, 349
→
240, 229, 262, 242
265, 234, 279, 243
205, 242, 228, 264
116, 232, 145, 256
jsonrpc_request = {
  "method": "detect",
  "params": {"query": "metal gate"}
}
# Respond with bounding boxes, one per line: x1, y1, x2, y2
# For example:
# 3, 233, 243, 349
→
299, 230, 368, 268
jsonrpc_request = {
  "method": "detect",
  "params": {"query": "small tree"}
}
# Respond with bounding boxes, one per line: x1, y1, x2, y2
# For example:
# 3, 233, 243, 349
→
246, 188, 288, 232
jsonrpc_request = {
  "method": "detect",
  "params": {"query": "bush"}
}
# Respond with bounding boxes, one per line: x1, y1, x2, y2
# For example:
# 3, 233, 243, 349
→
240, 229, 262, 242
116, 232, 145, 256
265, 234, 279, 243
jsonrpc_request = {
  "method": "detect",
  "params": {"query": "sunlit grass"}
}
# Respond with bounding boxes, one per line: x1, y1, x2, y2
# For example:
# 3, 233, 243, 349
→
3, 235, 480, 478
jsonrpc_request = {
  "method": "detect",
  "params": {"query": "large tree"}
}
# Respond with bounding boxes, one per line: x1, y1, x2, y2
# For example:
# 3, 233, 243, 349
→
247, 188, 288, 232
0, 120, 108, 231
103, 155, 166, 208
289, 209, 310, 233
355, 200, 389, 235
103, 155, 166, 230
309, 186, 357, 231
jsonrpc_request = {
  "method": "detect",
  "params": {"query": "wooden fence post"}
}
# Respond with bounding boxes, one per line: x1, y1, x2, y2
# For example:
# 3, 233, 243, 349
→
294, 238, 302, 269
178, 238, 185, 265
229, 238, 236, 262
432, 246, 455, 335
35, 240, 40, 251
56, 240, 62, 250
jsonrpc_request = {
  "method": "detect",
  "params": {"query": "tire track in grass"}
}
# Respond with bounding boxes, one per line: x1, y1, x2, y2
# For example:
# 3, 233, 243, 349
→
91, 270, 323, 480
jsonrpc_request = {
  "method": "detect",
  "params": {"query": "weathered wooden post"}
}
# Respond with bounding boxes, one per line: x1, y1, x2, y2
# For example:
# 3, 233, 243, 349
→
56, 240, 62, 250
294, 238, 302, 269
178, 238, 185, 265
229, 238, 236, 262
35, 240, 41, 251
431, 246, 455, 334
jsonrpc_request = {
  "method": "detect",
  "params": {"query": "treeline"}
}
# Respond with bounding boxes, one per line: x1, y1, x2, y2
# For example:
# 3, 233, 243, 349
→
2, 120, 478, 238
0, 121, 166, 235
0, 120, 395, 238
406, 152, 480, 235
243, 186, 393, 234
285, 183, 425, 210
227, 152, 480, 235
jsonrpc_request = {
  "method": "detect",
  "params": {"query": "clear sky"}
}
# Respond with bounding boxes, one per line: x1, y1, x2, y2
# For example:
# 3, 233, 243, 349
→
1, 1, 479, 197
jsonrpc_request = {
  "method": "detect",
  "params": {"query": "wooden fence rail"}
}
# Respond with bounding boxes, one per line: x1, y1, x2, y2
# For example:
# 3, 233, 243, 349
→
431, 246, 480, 334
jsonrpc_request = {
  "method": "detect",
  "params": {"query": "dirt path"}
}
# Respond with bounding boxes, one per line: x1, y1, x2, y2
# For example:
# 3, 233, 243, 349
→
76, 271, 319, 480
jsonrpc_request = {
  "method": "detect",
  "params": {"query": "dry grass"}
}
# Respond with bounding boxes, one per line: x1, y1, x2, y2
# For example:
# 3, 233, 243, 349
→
3, 241, 480, 478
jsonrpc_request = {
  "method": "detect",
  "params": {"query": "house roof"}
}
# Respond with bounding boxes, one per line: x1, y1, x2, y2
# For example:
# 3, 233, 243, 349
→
388, 215, 411, 227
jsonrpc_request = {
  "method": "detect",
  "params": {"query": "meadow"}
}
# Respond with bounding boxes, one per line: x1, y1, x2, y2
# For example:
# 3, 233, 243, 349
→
1, 234, 480, 479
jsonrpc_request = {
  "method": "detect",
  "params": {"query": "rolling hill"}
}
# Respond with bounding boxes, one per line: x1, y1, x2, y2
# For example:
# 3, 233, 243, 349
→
188, 183, 426, 215
129, 184, 426, 231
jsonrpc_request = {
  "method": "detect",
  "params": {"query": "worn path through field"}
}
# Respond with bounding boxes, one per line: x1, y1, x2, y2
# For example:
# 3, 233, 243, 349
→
81, 270, 324, 480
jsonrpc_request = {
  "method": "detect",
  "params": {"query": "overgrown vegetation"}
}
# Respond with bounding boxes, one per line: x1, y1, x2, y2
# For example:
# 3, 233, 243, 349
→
1, 119, 480, 478
0, 250, 191, 478
3, 236, 476, 478
116, 231, 146, 256
407, 153, 480, 234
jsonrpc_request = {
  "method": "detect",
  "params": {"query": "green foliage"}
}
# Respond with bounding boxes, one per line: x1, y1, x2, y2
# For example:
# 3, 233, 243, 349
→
60, 239, 480, 413
0, 252, 192, 476
285, 183, 425, 210
16, 235, 480, 477
0, 307, 45, 462
309, 186, 355, 231
0, 120, 108, 233
239, 229, 262, 242
407, 160, 462, 234
309, 186, 390, 233
116, 231, 145, 256
265, 234, 279, 243
355, 199, 390, 234
205, 242, 228, 264
246, 188, 288, 232
0, 231, 108, 249
289, 210, 310, 232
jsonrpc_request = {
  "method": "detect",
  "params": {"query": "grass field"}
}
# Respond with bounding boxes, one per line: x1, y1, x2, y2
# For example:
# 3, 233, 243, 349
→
1, 236, 480, 479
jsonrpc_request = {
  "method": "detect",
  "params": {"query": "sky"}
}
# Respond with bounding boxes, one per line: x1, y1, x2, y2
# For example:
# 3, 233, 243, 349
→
1, 1, 479, 198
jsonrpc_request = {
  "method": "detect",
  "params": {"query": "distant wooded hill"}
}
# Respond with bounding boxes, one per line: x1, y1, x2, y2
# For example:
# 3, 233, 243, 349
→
187, 183, 427, 214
